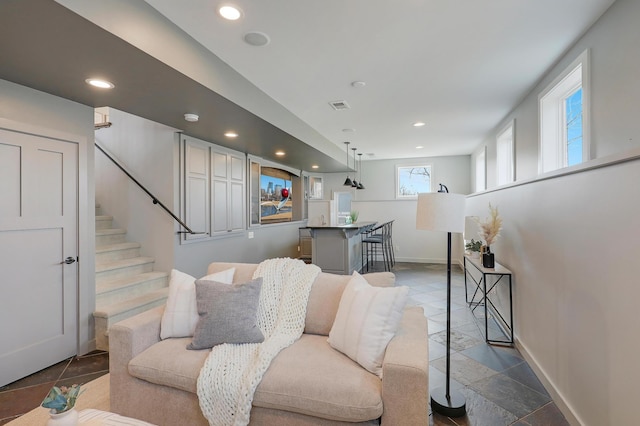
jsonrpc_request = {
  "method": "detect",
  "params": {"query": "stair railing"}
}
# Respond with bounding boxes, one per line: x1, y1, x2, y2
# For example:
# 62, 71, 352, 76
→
95, 139, 204, 235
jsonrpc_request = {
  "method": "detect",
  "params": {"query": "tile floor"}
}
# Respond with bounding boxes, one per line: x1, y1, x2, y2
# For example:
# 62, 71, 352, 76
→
0, 351, 109, 425
0, 262, 569, 425
392, 262, 569, 426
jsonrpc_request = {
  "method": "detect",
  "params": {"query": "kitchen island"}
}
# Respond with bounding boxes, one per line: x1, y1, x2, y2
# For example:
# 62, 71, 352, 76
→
304, 222, 376, 275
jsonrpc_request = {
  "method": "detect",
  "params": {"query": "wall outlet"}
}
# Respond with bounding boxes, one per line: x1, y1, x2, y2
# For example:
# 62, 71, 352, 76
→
248, 231, 254, 239
395, 244, 400, 252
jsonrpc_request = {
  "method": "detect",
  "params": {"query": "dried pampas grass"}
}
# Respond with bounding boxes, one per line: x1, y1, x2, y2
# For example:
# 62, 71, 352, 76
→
476, 203, 502, 247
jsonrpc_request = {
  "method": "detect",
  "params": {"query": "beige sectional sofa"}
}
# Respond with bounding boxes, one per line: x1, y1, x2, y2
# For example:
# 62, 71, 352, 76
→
109, 262, 429, 425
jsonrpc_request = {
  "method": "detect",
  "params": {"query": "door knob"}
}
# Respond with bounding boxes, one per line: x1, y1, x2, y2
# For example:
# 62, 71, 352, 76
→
63, 257, 76, 264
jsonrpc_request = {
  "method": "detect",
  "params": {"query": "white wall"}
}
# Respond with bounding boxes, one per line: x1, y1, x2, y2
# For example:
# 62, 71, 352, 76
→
467, 1, 640, 424
94, 108, 177, 273
0, 79, 96, 354
321, 155, 471, 264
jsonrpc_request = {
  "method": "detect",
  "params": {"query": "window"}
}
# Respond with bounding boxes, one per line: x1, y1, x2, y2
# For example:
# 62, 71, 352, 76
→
475, 148, 486, 192
496, 121, 515, 185
539, 50, 590, 173
396, 165, 432, 198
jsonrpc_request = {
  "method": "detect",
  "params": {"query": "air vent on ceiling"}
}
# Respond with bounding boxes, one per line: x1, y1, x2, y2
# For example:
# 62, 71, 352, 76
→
329, 100, 351, 111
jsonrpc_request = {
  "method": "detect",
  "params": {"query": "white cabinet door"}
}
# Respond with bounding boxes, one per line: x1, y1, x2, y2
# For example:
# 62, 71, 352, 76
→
181, 135, 245, 241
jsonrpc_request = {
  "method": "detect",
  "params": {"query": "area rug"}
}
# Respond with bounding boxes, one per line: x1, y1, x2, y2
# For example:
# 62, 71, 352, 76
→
7, 374, 110, 425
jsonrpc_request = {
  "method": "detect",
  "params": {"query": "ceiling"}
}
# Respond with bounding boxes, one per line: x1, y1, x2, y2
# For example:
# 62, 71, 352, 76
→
144, 0, 615, 160
0, 0, 616, 171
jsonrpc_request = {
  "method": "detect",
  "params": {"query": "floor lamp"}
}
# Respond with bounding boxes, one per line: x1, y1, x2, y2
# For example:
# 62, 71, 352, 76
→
416, 184, 466, 418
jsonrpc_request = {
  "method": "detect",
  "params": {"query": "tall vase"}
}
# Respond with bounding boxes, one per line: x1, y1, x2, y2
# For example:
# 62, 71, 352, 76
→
47, 408, 79, 426
482, 246, 495, 268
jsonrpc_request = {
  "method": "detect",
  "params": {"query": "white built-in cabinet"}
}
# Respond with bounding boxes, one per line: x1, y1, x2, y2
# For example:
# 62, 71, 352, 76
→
181, 135, 245, 242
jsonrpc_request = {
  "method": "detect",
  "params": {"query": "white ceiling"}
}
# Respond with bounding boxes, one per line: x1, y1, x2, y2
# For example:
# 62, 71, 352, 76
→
145, 0, 615, 161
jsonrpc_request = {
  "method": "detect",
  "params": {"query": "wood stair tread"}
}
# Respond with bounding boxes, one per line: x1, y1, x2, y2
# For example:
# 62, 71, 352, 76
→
96, 271, 168, 295
94, 287, 168, 319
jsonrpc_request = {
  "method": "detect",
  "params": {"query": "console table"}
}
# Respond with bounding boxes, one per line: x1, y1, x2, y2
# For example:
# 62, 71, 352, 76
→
463, 254, 514, 346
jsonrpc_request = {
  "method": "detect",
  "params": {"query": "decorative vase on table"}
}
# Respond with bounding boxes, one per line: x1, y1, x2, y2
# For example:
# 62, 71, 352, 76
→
47, 408, 79, 426
482, 246, 495, 268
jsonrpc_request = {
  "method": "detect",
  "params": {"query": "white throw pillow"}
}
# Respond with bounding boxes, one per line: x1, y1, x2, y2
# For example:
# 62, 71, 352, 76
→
160, 268, 235, 339
328, 271, 408, 377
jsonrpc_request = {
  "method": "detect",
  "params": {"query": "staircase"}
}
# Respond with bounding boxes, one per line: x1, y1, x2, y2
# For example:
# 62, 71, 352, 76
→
94, 208, 169, 351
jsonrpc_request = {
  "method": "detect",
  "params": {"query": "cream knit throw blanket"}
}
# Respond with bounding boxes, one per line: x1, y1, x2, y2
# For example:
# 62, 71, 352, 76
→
196, 258, 321, 426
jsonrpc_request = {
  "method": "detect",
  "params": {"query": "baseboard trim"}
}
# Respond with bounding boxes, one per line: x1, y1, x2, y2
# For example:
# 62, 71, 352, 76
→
515, 338, 583, 426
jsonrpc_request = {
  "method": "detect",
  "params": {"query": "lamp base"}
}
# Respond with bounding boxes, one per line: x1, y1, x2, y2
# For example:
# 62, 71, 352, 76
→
430, 386, 466, 418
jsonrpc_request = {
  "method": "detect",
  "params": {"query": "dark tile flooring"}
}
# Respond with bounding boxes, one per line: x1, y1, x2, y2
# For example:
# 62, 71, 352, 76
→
0, 351, 109, 425
392, 262, 569, 426
0, 262, 568, 425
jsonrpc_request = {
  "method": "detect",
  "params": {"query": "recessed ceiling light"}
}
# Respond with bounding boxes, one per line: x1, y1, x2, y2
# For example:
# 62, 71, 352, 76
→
184, 113, 199, 122
275, 151, 285, 156
244, 32, 270, 47
85, 78, 114, 89
351, 81, 366, 88
413, 122, 426, 127
416, 146, 424, 149
342, 128, 355, 133
219, 5, 242, 20
312, 165, 319, 169
224, 131, 238, 138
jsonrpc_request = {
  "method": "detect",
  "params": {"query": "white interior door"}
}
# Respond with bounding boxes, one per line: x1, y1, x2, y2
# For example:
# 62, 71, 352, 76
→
0, 129, 78, 387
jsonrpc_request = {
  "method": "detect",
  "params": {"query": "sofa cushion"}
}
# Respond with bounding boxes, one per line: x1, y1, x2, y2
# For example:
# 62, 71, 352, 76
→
206, 262, 396, 337
254, 334, 383, 422
129, 337, 208, 393
328, 272, 408, 377
187, 278, 264, 350
160, 268, 235, 340
129, 334, 383, 422
305, 271, 397, 336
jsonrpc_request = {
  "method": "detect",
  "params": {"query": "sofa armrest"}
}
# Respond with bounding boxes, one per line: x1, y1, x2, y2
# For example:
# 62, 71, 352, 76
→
109, 305, 164, 376
381, 306, 429, 426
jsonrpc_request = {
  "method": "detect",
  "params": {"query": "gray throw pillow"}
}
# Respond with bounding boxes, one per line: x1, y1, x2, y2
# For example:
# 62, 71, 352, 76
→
187, 277, 264, 350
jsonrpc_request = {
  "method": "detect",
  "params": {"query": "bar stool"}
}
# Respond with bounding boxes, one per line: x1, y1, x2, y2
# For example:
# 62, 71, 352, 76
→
361, 221, 394, 272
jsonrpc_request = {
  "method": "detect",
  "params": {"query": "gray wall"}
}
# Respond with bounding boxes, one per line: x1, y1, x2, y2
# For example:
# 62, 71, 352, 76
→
94, 108, 303, 278
468, 1, 640, 424
0, 79, 96, 354
317, 155, 471, 264
95, 107, 177, 273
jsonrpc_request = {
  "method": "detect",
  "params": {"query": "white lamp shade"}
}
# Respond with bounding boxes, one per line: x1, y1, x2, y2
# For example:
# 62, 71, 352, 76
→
464, 216, 480, 240
416, 192, 465, 233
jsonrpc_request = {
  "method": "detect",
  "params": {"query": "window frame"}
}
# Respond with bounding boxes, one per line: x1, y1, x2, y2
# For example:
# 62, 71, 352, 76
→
538, 49, 590, 174
395, 164, 433, 199
496, 120, 515, 186
475, 147, 486, 192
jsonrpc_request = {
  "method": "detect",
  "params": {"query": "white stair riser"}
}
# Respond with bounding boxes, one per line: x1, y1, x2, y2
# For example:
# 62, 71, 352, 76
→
95, 218, 113, 230
96, 262, 154, 282
96, 232, 126, 246
94, 297, 167, 351
96, 276, 168, 307
95, 246, 141, 263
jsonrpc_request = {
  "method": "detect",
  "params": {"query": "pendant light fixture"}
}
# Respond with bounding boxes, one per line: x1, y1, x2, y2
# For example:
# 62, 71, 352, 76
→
351, 147, 358, 188
343, 142, 353, 186
357, 153, 365, 189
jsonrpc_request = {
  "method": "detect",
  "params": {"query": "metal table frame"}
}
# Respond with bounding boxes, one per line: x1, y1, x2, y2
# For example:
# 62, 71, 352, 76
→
463, 255, 514, 346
